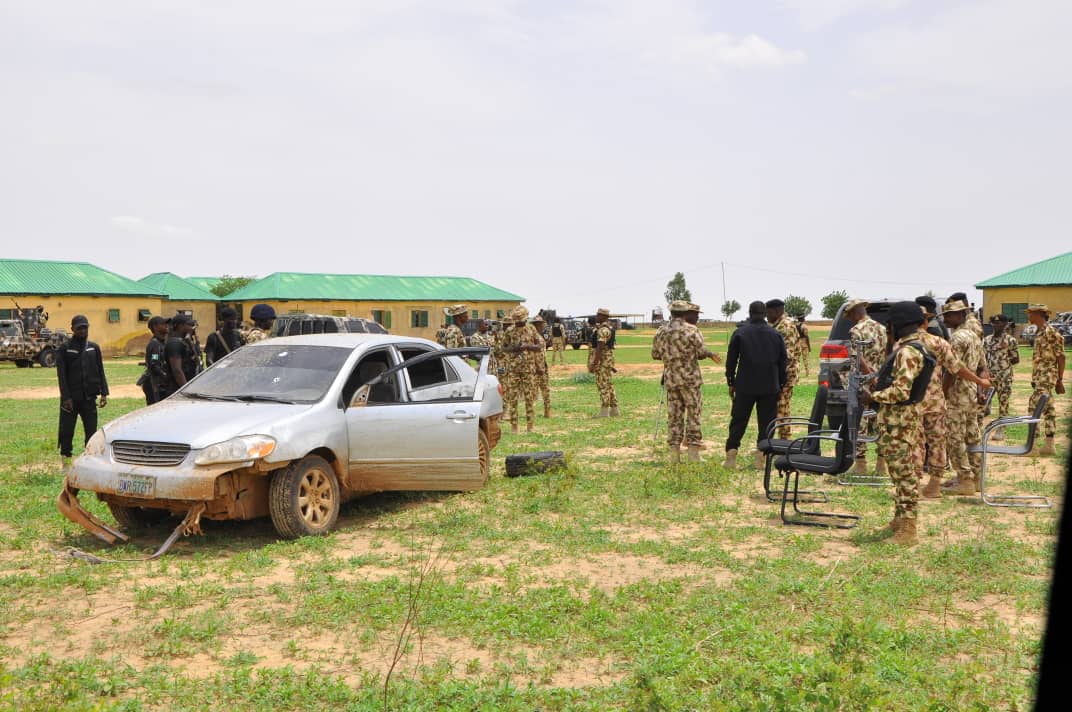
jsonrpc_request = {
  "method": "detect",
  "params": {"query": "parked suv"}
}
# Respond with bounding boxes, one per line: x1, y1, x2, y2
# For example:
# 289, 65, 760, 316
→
818, 300, 949, 425
272, 314, 388, 337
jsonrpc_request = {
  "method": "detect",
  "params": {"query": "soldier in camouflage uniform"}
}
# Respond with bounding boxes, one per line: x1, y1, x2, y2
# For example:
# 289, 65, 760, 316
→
468, 319, 497, 374
1026, 304, 1066, 455
530, 314, 552, 417
983, 314, 1019, 425
860, 302, 929, 546
766, 299, 799, 439
795, 316, 811, 376
844, 298, 888, 472
442, 304, 469, 349
501, 306, 542, 432
941, 300, 990, 494
589, 308, 619, 417
245, 304, 276, 343
652, 301, 720, 463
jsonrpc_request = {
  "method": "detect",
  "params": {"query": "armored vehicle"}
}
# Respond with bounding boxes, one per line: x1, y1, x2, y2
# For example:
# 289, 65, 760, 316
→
0, 307, 67, 368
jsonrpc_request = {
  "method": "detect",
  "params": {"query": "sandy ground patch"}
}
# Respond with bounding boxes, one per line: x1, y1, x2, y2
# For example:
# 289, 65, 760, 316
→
2, 384, 144, 400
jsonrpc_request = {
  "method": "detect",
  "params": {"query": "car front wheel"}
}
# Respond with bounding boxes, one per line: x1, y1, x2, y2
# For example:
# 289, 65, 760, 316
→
269, 455, 340, 539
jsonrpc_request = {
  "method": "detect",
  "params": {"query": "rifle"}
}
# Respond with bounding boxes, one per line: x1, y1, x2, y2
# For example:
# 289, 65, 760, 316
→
845, 338, 877, 455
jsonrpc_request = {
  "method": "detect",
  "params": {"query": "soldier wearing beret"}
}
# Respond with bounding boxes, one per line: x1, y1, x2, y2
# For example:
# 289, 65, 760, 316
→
246, 304, 276, 343
589, 308, 619, 417
652, 301, 721, 463
766, 299, 800, 439
983, 314, 1019, 429
1026, 304, 1066, 455
442, 305, 469, 350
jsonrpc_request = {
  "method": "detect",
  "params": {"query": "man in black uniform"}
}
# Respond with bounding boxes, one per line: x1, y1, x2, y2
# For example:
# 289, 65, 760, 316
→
56, 315, 109, 469
140, 316, 171, 404
204, 306, 245, 366
724, 301, 787, 469
166, 314, 200, 389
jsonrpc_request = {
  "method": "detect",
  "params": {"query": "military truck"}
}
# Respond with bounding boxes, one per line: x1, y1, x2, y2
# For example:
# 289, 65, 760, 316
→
0, 306, 67, 368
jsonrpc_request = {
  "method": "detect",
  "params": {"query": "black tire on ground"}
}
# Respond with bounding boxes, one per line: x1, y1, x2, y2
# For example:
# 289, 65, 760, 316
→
504, 451, 567, 477
478, 429, 491, 486
38, 349, 56, 368
14, 360, 31, 368
108, 503, 171, 529
571, 344, 581, 350
268, 455, 340, 539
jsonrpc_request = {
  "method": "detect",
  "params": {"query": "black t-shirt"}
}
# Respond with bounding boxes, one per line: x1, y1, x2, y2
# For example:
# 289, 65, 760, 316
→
165, 336, 199, 383
205, 329, 245, 365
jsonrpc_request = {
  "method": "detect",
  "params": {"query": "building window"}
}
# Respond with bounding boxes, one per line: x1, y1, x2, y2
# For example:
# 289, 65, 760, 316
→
0, 309, 12, 320
372, 309, 392, 328
445, 314, 454, 326
331, 309, 347, 317
484, 309, 491, 319
411, 310, 429, 328
137, 309, 152, 321
471, 309, 479, 320
496, 309, 505, 319
1001, 303, 1028, 325
108, 309, 121, 323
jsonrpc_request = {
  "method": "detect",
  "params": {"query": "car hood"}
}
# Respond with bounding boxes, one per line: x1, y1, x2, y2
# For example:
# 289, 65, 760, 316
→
101, 396, 313, 449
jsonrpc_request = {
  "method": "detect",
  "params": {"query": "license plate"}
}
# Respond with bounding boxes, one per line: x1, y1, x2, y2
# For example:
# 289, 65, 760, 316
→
117, 474, 156, 498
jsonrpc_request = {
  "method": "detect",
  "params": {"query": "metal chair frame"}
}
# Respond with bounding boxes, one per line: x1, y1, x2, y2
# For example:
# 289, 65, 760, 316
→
775, 420, 860, 529
836, 408, 888, 487
969, 394, 1051, 508
759, 387, 828, 503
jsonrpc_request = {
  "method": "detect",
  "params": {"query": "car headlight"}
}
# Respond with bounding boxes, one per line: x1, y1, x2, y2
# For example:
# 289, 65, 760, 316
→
194, 435, 276, 465
84, 430, 106, 457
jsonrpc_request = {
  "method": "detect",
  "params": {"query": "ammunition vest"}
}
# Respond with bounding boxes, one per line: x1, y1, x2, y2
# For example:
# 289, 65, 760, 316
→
589, 324, 615, 350
874, 341, 935, 406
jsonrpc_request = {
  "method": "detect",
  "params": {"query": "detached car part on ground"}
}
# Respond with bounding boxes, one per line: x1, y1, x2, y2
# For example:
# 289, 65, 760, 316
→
58, 335, 502, 549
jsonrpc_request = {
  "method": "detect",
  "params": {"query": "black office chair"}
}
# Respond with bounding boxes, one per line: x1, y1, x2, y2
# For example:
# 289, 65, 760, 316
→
773, 415, 860, 529
969, 394, 1051, 508
758, 386, 828, 502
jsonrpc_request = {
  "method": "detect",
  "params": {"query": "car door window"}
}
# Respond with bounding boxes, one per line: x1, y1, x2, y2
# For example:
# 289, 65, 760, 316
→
396, 347, 473, 402
342, 349, 400, 405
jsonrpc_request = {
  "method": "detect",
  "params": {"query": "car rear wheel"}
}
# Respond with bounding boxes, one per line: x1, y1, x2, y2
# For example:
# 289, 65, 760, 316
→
571, 344, 581, 350
269, 455, 340, 539
14, 360, 31, 368
108, 503, 171, 529
478, 429, 490, 485
38, 349, 56, 368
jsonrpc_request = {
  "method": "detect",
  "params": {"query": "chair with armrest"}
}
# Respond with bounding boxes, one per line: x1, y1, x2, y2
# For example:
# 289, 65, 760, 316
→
758, 386, 828, 502
773, 415, 860, 528
968, 394, 1051, 508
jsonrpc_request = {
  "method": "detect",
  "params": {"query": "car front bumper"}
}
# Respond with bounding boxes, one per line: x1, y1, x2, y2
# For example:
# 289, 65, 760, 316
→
67, 452, 243, 502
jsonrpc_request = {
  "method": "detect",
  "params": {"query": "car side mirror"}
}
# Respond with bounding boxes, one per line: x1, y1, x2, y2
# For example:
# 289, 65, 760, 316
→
349, 384, 370, 409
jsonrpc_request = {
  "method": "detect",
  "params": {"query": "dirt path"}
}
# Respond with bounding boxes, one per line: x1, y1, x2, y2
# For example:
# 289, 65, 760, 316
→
2, 384, 144, 400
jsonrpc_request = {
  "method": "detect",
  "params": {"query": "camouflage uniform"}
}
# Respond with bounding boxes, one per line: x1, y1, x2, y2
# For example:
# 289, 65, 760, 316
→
770, 315, 800, 438
442, 324, 465, 350
849, 315, 889, 458
966, 312, 983, 339
593, 321, 617, 409
795, 321, 811, 375
947, 321, 985, 482
501, 321, 541, 429
1030, 323, 1064, 437
983, 331, 1018, 417
469, 330, 496, 374
245, 326, 269, 344
529, 323, 551, 411
651, 317, 708, 447
916, 330, 963, 479
872, 334, 926, 522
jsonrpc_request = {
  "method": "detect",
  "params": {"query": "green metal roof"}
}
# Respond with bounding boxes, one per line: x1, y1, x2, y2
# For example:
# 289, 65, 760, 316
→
227, 272, 524, 302
138, 272, 219, 301
975, 252, 1072, 288
186, 276, 224, 293
0, 259, 164, 297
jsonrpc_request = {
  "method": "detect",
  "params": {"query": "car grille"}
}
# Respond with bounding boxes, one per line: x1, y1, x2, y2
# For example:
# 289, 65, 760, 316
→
112, 440, 190, 467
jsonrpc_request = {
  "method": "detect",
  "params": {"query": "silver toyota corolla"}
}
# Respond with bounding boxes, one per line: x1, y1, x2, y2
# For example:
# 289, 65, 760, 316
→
58, 334, 503, 542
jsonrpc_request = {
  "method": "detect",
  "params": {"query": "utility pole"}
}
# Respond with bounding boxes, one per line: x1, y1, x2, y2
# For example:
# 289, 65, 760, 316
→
721, 262, 727, 304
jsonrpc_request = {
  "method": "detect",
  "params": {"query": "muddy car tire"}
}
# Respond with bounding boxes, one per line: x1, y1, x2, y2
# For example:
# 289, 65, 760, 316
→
478, 429, 491, 485
108, 503, 171, 529
14, 360, 31, 368
269, 455, 340, 539
38, 349, 56, 368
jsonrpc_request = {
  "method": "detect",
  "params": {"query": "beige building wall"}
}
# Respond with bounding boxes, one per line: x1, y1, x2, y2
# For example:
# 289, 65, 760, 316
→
5, 294, 164, 357
237, 299, 521, 339
981, 286, 1072, 323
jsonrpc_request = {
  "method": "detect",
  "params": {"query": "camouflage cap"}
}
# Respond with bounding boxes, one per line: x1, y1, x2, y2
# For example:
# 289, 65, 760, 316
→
943, 299, 969, 313
688, 303, 702, 313
444, 304, 469, 317
596, 307, 611, 317
1026, 303, 1049, 313
843, 298, 869, 312
989, 313, 1010, 323
512, 306, 530, 321
668, 300, 691, 313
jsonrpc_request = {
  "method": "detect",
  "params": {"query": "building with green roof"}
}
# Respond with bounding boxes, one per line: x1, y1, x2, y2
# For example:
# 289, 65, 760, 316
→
227, 271, 524, 338
0, 258, 165, 355
138, 272, 220, 332
975, 252, 1072, 324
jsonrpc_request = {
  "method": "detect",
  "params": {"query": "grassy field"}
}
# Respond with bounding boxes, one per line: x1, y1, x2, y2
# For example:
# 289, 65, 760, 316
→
0, 326, 1066, 710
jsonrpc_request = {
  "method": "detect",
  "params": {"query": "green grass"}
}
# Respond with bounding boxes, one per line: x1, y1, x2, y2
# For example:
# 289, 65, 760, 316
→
0, 332, 1065, 710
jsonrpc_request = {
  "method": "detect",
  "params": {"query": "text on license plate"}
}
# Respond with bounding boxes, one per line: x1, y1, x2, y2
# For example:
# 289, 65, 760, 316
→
117, 475, 156, 498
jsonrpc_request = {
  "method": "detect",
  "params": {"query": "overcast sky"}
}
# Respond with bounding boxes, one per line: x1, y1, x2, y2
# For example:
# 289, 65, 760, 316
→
2, 0, 1069, 318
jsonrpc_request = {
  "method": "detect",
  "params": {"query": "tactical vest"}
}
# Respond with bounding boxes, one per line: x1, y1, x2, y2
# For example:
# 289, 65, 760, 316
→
874, 341, 936, 405
589, 324, 615, 350
551, 323, 563, 338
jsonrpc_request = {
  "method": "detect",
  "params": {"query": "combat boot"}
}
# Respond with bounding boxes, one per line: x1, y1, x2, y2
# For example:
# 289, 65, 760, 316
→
754, 450, 765, 470
947, 478, 976, 496
890, 518, 918, 545
921, 475, 943, 499
594, 407, 610, 418
687, 445, 701, 463
852, 458, 868, 475
1039, 436, 1056, 456
544, 404, 551, 418
670, 445, 681, 464
609, 406, 621, 417
511, 421, 519, 434
526, 420, 534, 433
884, 516, 903, 534
723, 449, 738, 469
875, 457, 888, 476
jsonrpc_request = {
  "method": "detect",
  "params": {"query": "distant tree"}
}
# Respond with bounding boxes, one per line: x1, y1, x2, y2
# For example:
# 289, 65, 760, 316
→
784, 295, 812, 318
821, 290, 850, 319
664, 272, 691, 304
211, 275, 255, 298
721, 300, 741, 321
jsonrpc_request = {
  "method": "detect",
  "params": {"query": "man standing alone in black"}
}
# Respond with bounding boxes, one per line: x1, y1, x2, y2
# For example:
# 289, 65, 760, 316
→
204, 307, 245, 366
56, 315, 108, 469
724, 301, 787, 469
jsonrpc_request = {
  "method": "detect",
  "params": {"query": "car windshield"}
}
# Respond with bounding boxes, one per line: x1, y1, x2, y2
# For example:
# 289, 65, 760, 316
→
0, 324, 18, 337
183, 344, 351, 404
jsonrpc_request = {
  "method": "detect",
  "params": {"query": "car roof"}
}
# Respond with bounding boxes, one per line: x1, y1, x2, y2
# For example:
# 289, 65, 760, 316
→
249, 333, 439, 349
